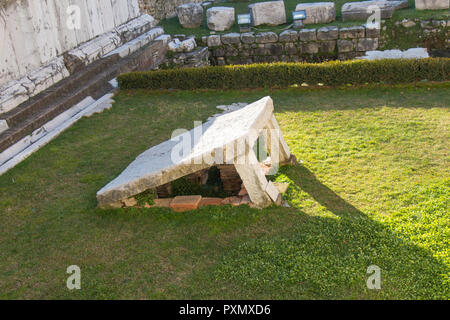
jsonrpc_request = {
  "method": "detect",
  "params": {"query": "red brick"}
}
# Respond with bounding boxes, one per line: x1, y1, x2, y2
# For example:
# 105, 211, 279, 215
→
199, 197, 224, 207
170, 195, 202, 212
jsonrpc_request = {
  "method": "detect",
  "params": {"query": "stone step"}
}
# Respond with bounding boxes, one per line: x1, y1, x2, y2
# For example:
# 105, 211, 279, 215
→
0, 66, 116, 153
2, 55, 120, 129
0, 34, 168, 155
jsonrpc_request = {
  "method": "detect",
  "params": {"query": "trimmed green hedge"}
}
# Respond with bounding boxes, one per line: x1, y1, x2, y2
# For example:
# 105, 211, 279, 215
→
118, 58, 450, 90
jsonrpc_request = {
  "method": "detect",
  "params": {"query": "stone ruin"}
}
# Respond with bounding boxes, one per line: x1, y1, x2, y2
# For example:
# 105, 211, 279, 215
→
97, 96, 297, 211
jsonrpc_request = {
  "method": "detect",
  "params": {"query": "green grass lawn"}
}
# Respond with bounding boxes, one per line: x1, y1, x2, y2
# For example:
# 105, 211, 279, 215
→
159, 0, 450, 38
0, 82, 449, 299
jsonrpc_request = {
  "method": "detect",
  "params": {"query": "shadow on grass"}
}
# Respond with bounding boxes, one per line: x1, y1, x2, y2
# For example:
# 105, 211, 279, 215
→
213, 165, 448, 299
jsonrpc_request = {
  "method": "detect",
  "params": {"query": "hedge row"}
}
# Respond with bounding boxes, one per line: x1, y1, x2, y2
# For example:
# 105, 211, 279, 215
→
118, 58, 450, 90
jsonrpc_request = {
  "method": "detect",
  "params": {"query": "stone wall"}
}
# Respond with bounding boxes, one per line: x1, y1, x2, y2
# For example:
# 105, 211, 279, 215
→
202, 26, 381, 65
0, 0, 141, 87
138, 0, 204, 20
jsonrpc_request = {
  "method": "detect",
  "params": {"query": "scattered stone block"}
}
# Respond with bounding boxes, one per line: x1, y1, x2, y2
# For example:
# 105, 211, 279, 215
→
207, 7, 235, 31
170, 195, 202, 212
238, 186, 249, 196
341, 1, 397, 21
249, 1, 287, 26
176, 3, 204, 29
317, 26, 339, 41
168, 37, 197, 53
299, 29, 317, 42
415, 0, 449, 9
295, 2, 336, 24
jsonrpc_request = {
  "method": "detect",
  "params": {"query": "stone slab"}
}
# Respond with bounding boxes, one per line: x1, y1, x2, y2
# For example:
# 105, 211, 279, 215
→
341, 1, 398, 21
97, 97, 291, 209
415, 0, 449, 9
249, 1, 287, 26
295, 2, 336, 24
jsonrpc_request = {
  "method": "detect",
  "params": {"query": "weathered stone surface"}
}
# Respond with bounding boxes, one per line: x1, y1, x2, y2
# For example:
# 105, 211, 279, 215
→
256, 32, 279, 44
176, 3, 204, 28
279, 30, 298, 42
365, 24, 381, 37
415, 0, 449, 9
221, 33, 241, 45
359, 47, 429, 59
341, 1, 397, 21
302, 42, 319, 54
249, 1, 287, 26
299, 29, 317, 41
357, 38, 379, 51
97, 97, 291, 209
338, 39, 355, 52
339, 26, 365, 39
295, 2, 336, 24
168, 37, 197, 52
207, 35, 221, 47
0, 120, 8, 134
319, 40, 337, 53
317, 26, 339, 41
207, 7, 235, 31
241, 32, 256, 44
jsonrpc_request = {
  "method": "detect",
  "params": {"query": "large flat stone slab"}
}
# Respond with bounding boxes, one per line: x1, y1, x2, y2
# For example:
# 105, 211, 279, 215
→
341, 1, 401, 21
295, 2, 336, 24
249, 1, 287, 26
97, 97, 292, 209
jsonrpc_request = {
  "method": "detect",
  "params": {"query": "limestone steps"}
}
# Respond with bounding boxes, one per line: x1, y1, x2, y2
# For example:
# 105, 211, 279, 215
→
2, 55, 119, 129
0, 60, 117, 153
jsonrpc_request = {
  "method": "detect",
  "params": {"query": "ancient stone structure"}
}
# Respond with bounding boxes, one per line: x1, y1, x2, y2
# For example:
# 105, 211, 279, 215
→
138, 0, 204, 20
0, 0, 141, 88
97, 97, 292, 209
295, 2, 336, 25
206, 7, 236, 31
249, 1, 287, 26
176, 3, 204, 28
0, 1, 171, 176
203, 25, 381, 65
415, 0, 450, 9
341, 0, 408, 21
